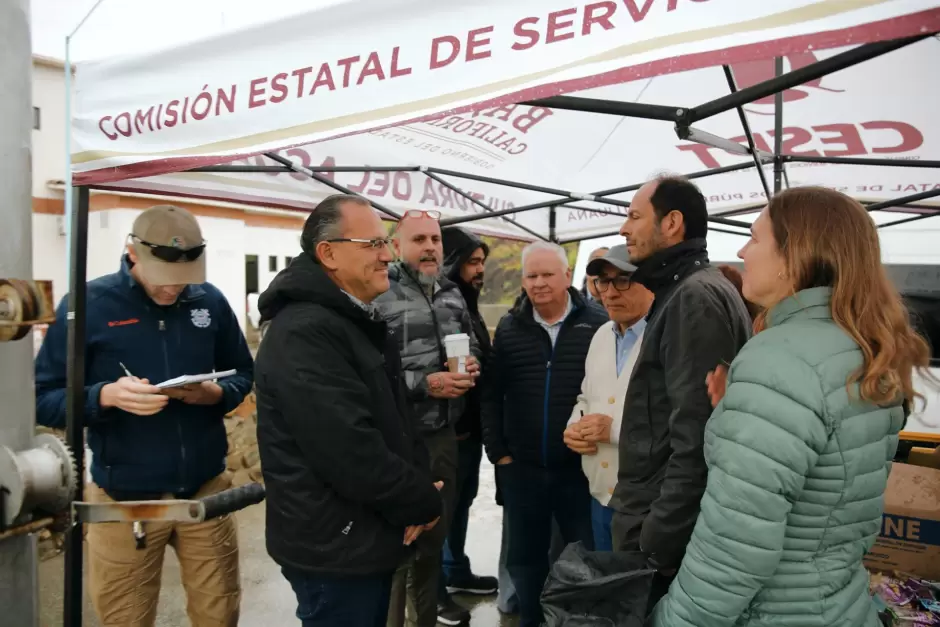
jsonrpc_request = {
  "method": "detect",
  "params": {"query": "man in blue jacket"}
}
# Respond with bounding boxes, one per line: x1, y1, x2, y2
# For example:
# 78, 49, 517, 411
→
35, 204, 254, 627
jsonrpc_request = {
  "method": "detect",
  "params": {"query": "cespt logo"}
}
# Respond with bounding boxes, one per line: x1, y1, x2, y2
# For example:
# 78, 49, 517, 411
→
730, 51, 844, 114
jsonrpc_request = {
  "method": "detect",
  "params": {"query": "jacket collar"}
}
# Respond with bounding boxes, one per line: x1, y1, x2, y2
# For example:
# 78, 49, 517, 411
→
768, 286, 833, 327
120, 254, 206, 303
631, 238, 709, 294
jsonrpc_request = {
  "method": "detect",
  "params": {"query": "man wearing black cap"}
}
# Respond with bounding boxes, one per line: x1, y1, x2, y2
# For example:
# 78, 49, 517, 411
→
35, 204, 255, 626
439, 227, 499, 610
564, 245, 653, 551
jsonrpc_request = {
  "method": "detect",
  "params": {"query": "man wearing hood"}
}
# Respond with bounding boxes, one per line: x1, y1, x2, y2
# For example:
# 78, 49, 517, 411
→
439, 227, 499, 602
375, 211, 482, 627
254, 195, 443, 627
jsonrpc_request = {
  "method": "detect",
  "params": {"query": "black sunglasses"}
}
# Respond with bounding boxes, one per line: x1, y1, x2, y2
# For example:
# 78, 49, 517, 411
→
133, 236, 206, 263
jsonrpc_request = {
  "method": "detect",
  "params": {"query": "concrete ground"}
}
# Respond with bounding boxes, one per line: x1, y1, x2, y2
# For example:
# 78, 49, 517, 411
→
39, 467, 516, 627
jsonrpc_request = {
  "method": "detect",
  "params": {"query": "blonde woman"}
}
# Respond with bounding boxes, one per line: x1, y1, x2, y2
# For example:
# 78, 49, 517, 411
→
652, 187, 934, 627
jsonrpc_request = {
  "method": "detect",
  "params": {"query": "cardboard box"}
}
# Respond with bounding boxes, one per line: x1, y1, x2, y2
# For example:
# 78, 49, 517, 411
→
864, 453, 940, 579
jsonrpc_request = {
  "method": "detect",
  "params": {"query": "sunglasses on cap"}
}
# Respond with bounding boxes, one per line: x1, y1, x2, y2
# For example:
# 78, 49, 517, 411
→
401, 209, 441, 221
132, 235, 206, 263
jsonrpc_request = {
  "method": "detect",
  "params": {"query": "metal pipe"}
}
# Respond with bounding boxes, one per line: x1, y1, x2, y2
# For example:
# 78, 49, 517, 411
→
520, 96, 681, 122
0, 1, 40, 623
63, 185, 90, 627
784, 155, 940, 169
592, 161, 766, 198
773, 57, 785, 194
425, 167, 630, 208
865, 189, 940, 213
877, 212, 940, 229
422, 171, 547, 241
722, 65, 772, 200
440, 198, 563, 226
685, 35, 929, 123
263, 152, 401, 219
549, 206, 557, 242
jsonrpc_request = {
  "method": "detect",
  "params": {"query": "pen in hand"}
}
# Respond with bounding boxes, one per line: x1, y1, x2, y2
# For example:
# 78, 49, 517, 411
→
119, 362, 134, 378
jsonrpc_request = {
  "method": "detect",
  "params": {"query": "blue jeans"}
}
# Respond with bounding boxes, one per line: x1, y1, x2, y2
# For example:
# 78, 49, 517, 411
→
499, 462, 593, 627
591, 498, 615, 551
441, 436, 483, 586
281, 567, 393, 627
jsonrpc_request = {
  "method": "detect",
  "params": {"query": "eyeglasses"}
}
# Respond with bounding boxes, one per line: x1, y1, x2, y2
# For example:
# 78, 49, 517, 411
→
326, 237, 393, 250
401, 209, 441, 221
132, 236, 206, 262
593, 276, 633, 292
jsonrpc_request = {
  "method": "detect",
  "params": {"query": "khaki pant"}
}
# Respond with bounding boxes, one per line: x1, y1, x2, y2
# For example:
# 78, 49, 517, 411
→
86, 473, 240, 627
387, 426, 458, 627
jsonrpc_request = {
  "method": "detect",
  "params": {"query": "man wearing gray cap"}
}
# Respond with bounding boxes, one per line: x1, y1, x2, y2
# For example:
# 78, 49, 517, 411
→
35, 204, 254, 626
564, 245, 653, 550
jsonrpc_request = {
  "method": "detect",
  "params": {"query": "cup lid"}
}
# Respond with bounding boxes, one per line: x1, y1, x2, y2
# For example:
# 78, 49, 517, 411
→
444, 333, 470, 341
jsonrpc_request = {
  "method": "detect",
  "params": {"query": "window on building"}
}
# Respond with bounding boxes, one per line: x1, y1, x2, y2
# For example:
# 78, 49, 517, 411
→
285, 256, 293, 267
268, 256, 278, 272
33, 107, 41, 130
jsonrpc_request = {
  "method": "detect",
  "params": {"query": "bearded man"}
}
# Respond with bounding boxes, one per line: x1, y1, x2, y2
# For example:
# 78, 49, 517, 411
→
376, 210, 482, 627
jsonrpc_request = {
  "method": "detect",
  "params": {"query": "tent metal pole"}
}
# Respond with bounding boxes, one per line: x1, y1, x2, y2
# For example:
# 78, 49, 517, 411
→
721, 65, 771, 200
592, 160, 769, 198
263, 152, 401, 219
783, 155, 940, 169
773, 57, 785, 194
421, 171, 547, 241
684, 34, 930, 123
548, 206, 557, 242
441, 198, 564, 226
866, 189, 940, 212
520, 96, 681, 121
63, 185, 90, 627
877, 212, 940, 229
424, 167, 631, 208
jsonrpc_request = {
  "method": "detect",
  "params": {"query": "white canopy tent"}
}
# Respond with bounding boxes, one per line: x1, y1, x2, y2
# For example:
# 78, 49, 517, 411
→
56, 3, 940, 624
68, 0, 940, 242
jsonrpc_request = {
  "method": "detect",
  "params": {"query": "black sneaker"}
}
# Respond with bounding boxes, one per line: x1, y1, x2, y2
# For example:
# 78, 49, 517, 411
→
446, 573, 499, 596
436, 597, 471, 626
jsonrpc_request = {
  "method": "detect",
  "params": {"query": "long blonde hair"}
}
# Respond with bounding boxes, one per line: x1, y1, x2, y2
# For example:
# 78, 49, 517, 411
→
758, 186, 932, 406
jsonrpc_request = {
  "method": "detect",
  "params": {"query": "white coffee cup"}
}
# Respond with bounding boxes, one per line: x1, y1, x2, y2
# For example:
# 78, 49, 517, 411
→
444, 333, 471, 374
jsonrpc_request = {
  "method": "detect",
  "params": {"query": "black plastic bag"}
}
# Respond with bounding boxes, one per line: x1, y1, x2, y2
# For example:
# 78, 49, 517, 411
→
541, 542, 656, 627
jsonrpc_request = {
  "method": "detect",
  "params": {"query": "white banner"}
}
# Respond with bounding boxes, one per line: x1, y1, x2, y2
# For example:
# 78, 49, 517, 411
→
72, 0, 939, 186
89, 34, 940, 240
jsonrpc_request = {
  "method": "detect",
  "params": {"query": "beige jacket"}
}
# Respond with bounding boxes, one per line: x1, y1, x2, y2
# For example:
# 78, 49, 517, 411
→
568, 320, 643, 506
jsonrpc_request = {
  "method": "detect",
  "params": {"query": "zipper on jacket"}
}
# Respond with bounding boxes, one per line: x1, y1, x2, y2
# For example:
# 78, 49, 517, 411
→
542, 351, 554, 464
159, 315, 187, 493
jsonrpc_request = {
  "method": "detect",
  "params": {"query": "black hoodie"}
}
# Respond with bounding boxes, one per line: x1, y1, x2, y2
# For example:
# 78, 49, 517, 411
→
442, 227, 492, 439
254, 253, 442, 576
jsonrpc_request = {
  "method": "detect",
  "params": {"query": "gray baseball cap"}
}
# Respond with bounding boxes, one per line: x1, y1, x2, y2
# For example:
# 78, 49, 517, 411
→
586, 244, 637, 276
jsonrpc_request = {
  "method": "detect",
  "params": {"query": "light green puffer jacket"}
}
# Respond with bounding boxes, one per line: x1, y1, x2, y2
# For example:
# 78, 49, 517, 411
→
652, 286, 905, 627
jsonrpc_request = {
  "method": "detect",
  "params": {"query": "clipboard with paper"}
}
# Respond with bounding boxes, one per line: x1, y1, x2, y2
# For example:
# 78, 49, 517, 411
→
155, 369, 238, 389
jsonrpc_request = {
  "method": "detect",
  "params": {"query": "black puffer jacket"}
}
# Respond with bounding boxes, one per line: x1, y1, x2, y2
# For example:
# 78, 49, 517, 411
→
254, 254, 442, 576
482, 289, 607, 468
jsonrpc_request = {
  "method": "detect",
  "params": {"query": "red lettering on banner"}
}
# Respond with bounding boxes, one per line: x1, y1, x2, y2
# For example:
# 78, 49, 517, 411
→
466, 27, 494, 61
96, 0, 715, 141
546, 8, 579, 44
367, 172, 390, 197
677, 121, 925, 168
430, 36, 461, 69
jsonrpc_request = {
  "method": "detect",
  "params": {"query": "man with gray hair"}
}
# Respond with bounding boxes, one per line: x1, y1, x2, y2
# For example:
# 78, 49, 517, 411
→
375, 209, 482, 627
255, 195, 444, 627
482, 241, 608, 627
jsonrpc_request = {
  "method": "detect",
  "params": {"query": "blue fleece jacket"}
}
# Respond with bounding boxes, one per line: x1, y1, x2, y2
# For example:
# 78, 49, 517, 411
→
35, 256, 254, 495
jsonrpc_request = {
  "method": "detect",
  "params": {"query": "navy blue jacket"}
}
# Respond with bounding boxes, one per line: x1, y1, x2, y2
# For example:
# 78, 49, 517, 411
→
35, 256, 254, 495
481, 289, 607, 469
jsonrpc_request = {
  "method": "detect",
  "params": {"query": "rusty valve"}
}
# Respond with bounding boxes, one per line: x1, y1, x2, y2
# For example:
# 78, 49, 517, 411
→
0, 279, 55, 342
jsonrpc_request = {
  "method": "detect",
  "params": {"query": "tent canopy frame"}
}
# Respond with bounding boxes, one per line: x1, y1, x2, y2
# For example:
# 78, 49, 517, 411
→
61, 30, 940, 627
